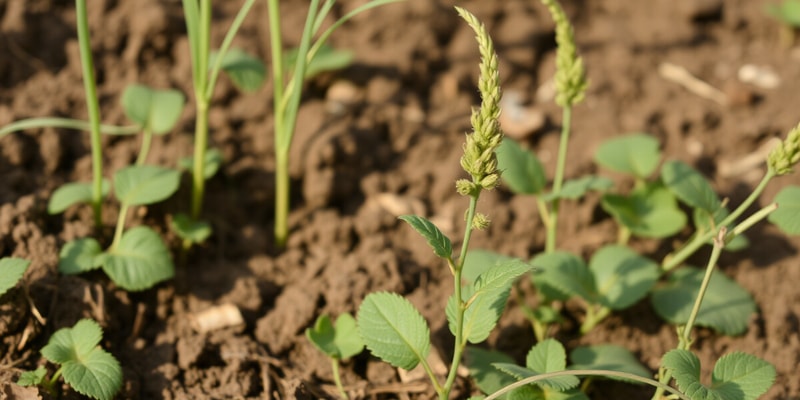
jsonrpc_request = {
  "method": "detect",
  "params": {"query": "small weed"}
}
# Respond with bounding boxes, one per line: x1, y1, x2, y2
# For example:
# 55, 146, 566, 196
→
0, 257, 30, 297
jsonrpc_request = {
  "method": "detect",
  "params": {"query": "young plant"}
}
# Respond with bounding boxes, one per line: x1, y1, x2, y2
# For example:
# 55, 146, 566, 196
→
0, 257, 30, 298
355, 9, 533, 399
18, 319, 122, 400
265, 0, 401, 246
306, 313, 364, 399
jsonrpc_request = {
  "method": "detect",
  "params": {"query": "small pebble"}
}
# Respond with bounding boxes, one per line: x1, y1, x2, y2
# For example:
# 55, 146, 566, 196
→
325, 80, 363, 115
499, 90, 546, 140
738, 64, 780, 89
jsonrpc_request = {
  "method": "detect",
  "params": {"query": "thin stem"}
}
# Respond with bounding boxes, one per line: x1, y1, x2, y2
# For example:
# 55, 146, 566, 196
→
135, 128, 153, 165
545, 105, 572, 253
110, 204, 130, 249
188, 0, 211, 220
274, 151, 289, 247
484, 369, 690, 400
206, 0, 257, 98
331, 358, 348, 400
0, 118, 139, 138
191, 101, 209, 218
75, 0, 104, 229
730, 203, 778, 238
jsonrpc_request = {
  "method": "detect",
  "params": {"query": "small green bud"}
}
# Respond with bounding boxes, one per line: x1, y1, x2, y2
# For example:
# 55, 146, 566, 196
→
540, 0, 587, 107
472, 213, 491, 230
456, 179, 477, 196
768, 123, 800, 175
480, 173, 499, 190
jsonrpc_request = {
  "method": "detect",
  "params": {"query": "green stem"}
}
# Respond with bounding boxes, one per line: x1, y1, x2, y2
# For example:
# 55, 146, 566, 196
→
331, 358, 348, 400
110, 203, 130, 249
274, 151, 289, 247
191, 100, 209, 218
580, 305, 610, 334
47, 366, 64, 392
484, 369, 689, 400
136, 128, 152, 165
546, 105, 572, 253
0, 118, 139, 138
75, 0, 104, 229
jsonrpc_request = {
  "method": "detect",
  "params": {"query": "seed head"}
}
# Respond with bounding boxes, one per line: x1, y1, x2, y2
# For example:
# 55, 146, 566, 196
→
768, 123, 800, 175
540, 0, 587, 107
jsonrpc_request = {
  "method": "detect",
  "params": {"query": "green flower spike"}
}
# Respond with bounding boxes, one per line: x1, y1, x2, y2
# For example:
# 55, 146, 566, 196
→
454, 6, 503, 195
768, 123, 800, 175
540, 0, 588, 107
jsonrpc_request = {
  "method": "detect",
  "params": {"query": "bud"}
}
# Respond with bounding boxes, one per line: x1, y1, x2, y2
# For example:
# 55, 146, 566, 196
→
768, 123, 800, 176
472, 213, 491, 230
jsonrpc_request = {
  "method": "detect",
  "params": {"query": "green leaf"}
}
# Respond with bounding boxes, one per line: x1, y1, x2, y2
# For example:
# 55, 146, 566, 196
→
100, 226, 174, 291
306, 313, 364, 360
41, 319, 122, 400
541, 176, 613, 201
17, 366, 47, 386
357, 292, 430, 370
462, 250, 513, 284
525, 339, 580, 390
121, 84, 185, 134
211, 48, 266, 92
465, 347, 517, 397
497, 138, 546, 195
589, 246, 659, 310
285, 44, 354, 79
769, 186, 800, 235
651, 268, 756, 335
179, 147, 223, 180
531, 251, 595, 303
0, 257, 30, 297
594, 134, 661, 178
48, 180, 110, 214
399, 215, 452, 259
114, 165, 180, 206
663, 349, 775, 400
569, 345, 651, 382
661, 160, 721, 213
58, 238, 103, 275
766, 0, 800, 26
601, 182, 687, 238
170, 213, 212, 244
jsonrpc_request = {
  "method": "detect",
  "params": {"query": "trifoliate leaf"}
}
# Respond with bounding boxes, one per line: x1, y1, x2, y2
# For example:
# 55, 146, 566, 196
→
58, 238, 103, 275
601, 182, 686, 238
211, 48, 266, 92
306, 313, 364, 360
121, 84, 185, 134
17, 366, 47, 386
589, 246, 659, 310
531, 251, 595, 303
541, 176, 613, 201
662, 349, 775, 400
285, 44, 354, 79
497, 138, 546, 195
594, 134, 661, 178
651, 268, 756, 335
569, 345, 651, 382
113, 165, 180, 207
101, 226, 174, 291
768, 186, 800, 235
48, 180, 110, 214
525, 339, 579, 390
357, 292, 430, 370
0, 257, 30, 297
661, 160, 721, 213
399, 215, 452, 259
41, 319, 122, 400
462, 250, 513, 285
170, 213, 212, 244
179, 148, 223, 180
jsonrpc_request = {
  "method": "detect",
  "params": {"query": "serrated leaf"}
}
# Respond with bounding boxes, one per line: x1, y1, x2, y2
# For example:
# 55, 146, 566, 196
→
497, 138, 546, 195
0, 257, 30, 297
48, 180, 110, 214
569, 345, 651, 382
531, 252, 595, 303
462, 250, 513, 284
651, 268, 755, 335
170, 213, 212, 244
663, 349, 775, 400
357, 292, 430, 370
41, 319, 122, 400
473, 259, 534, 296
306, 313, 364, 360
285, 44, 354, 79
594, 134, 661, 178
58, 238, 103, 275
601, 182, 687, 238
541, 176, 613, 201
589, 245, 659, 310
101, 226, 174, 291
525, 339, 579, 390
661, 160, 721, 213
121, 84, 185, 134
179, 147, 223, 180
114, 165, 180, 206
769, 186, 800, 235
465, 347, 517, 397
17, 366, 47, 386
211, 48, 266, 92
399, 215, 452, 259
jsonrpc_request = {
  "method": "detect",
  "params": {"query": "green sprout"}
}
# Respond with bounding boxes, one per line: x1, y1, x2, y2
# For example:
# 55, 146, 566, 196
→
18, 319, 123, 400
306, 313, 364, 399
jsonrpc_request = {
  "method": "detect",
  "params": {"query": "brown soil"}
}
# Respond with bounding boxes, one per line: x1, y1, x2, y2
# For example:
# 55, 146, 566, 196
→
2, 0, 800, 399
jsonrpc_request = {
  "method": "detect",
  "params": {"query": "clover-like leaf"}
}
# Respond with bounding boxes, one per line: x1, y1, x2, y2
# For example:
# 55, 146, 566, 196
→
497, 138, 546, 195
541, 176, 613, 201
179, 147, 223, 180
661, 160, 721, 213
601, 182, 686, 238
285, 44, 354, 79
531, 251, 595, 303
211, 48, 266, 92
651, 268, 756, 335
357, 292, 430, 370
100, 226, 174, 291
58, 238, 103, 275
399, 215, 452, 259
48, 180, 110, 214
525, 339, 580, 390
306, 313, 364, 360
170, 213, 212, 244
769, 186, 800, 235
121, 84, 185, 134
41, 319, 122, 400
114, 165, 180, 207
594, 134, 661, 178
569, 345, 651, 382
662, 349, 775, 400
0, 257, 30, 297
17, 366, 47, 387
589, 245, 659, 310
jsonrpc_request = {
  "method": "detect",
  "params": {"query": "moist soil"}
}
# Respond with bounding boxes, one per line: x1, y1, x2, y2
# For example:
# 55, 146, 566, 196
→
1, 0, 800, 399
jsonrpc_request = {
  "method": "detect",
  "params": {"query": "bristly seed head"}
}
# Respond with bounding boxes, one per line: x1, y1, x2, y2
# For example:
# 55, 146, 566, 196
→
540, 0, 587, 107
454, 6, 503, 196
768, 123, 800, 175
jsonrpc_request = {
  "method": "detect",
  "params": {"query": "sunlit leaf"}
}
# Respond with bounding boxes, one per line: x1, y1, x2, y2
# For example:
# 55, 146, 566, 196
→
357, 292, 430, 370
525, 339, 579, 390
601, 182, 686, 238
0, 258, 30, 297
121, 84, 185, 134
497, 138, 546, 195
399, 215, 452, 259
663, 349, 775, 400
58, 238, 103, 275
768, 186, 800, 235
306, 313, 364, 360
594, 134, 661, 178
48, 180, 110, 214
589, 246, 659, 310
114, 165, 180, 206
170, 213, 212, 244
531, 251, 594, 303
661, 160, 721, 213
100, 226, 174, 291
211, 48, 266, 92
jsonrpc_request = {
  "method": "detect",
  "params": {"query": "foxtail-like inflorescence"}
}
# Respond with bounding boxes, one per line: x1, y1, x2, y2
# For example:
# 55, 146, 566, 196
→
540, 0, 587, 107
768, 122, 800, 175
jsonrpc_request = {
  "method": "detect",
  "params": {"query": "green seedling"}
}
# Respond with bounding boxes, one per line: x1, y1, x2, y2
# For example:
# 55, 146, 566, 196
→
18, 319, 122, 400
0, 257, 30, 297
266, 0, 401, 247
355, 9, 533, 399
306, 313, 364, 399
